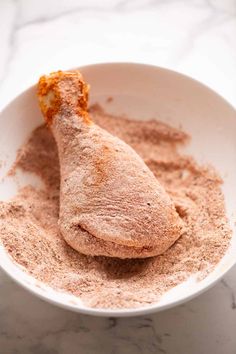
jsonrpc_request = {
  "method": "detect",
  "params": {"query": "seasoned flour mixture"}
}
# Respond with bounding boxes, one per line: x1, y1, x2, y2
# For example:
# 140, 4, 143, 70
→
0, 105, 231, 309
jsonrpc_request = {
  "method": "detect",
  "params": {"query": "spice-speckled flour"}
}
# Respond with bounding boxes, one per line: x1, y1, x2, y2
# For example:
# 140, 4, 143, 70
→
0, 105, 232, 309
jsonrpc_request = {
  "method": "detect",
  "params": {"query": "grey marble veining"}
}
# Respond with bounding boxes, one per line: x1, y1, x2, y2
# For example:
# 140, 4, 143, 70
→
0, 0, 236, 353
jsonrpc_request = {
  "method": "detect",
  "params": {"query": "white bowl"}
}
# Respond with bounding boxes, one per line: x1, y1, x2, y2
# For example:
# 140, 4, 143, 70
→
0, 63, 236, 317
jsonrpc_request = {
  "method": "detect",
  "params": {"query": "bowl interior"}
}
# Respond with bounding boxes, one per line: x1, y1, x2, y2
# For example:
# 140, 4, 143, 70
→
0, 63, 236, 317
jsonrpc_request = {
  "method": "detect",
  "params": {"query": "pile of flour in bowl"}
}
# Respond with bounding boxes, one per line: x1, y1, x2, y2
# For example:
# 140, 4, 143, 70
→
0, 105, 231, 309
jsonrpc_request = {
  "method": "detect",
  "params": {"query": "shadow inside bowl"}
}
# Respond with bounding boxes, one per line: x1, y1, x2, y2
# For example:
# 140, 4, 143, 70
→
93, 256, 153, 280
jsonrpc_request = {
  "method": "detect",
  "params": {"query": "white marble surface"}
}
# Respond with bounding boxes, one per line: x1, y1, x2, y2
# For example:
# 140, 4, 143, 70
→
0, 0, 236, 353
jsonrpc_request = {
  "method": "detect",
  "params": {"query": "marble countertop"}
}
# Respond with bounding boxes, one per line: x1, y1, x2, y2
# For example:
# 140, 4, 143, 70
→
0, 0, 236, 353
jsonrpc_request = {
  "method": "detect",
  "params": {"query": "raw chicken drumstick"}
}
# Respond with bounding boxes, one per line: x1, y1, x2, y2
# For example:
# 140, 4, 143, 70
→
37, 70, 184, 258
